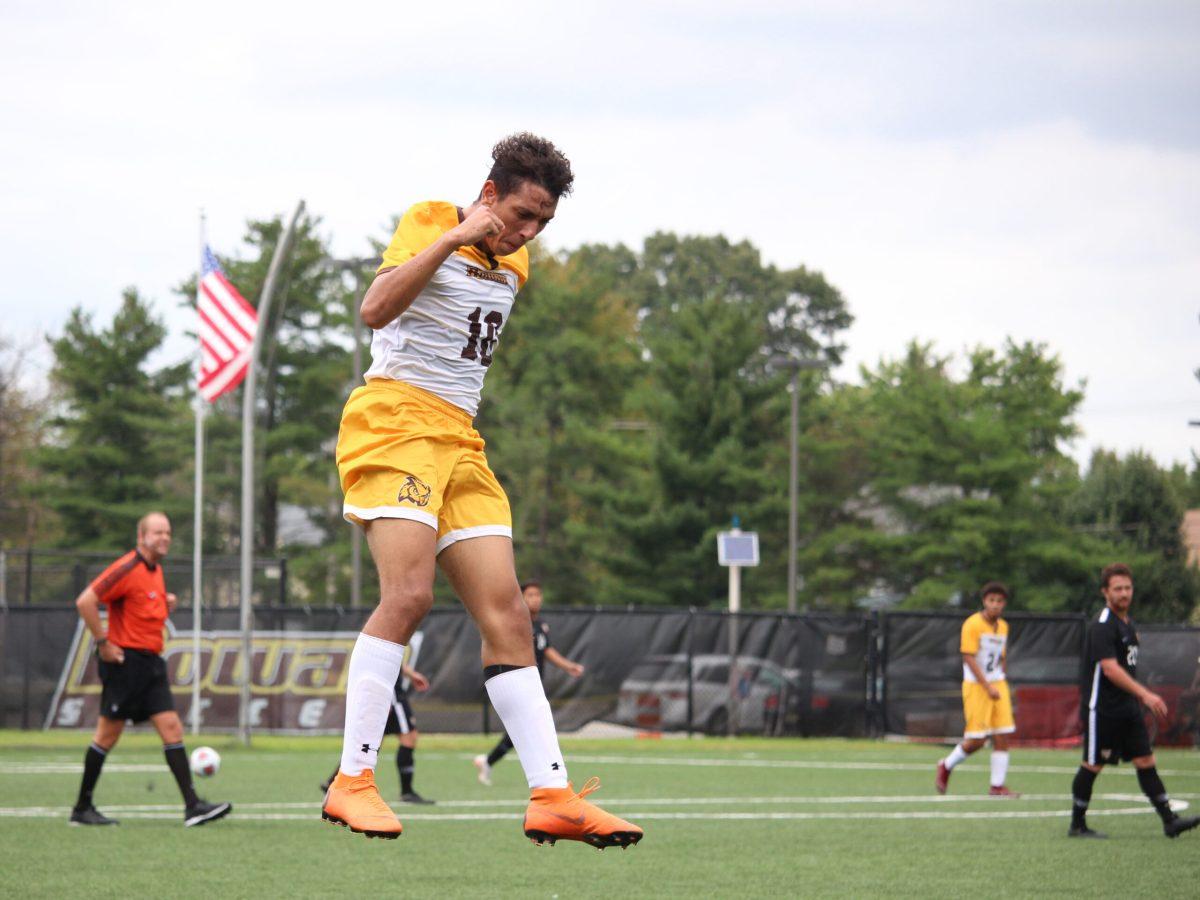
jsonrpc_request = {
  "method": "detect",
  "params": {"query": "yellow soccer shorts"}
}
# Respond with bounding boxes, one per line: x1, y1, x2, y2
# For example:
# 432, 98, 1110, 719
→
961, 680, 1016, 739
336, 378, 511, 554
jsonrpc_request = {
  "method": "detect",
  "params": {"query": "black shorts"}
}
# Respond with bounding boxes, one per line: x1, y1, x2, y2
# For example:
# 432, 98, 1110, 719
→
98, 649, 175, 724
1083, 709, 1152, 765
383, 693, 416, 735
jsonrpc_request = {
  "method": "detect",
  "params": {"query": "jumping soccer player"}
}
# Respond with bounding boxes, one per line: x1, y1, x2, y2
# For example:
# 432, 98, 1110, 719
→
1068, 563, 1200, 839
474, 581, 584, 786
69, 512, 231, 828
321, 134, 642, 849
936, 581, 1019, 797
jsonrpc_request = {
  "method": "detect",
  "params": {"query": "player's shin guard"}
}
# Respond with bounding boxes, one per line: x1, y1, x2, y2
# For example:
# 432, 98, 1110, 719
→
484, 666, 568, 789
164, 743, 200, 807
75, 742, 108, 811
1071, 766, 1098, 824
1136, 766, 1173, 820
340, 634, 405, 776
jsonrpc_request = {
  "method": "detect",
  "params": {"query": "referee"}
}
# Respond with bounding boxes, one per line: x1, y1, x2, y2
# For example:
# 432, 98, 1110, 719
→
1069, 562, 1199, 839
69, 512, 231, 828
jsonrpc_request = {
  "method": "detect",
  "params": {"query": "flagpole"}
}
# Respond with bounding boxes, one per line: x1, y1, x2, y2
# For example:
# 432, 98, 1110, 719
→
193, 211, 206, 736
238, 199, 305, 746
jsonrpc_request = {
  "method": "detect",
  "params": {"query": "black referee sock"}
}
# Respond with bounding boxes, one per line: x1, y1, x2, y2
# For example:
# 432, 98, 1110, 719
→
164, 743, 199, 807
1071, 766, 1098, 824
397, 746, 415, 794
75, 743, 108, 811
1136, 766, 1174, 820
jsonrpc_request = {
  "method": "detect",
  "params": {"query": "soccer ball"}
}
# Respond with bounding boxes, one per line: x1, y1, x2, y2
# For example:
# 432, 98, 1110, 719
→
190, 746, 221, 778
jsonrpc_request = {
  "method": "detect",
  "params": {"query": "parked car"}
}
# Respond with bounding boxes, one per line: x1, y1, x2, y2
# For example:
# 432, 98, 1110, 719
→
614, 653, 793, 735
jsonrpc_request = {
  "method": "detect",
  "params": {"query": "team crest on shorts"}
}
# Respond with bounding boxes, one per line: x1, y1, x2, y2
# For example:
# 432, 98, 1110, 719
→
398, 475, 432, 507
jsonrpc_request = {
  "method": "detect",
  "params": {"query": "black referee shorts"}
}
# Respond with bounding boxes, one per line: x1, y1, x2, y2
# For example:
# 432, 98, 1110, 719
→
98, 649, 175, 723
1083, 709, 1153, 766
383, 693, 416, 735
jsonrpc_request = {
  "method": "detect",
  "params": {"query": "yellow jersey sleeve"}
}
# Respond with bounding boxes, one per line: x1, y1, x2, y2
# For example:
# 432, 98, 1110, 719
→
377, 201, 531, 288
960, 614, 983, 655
378, 202, 460, 273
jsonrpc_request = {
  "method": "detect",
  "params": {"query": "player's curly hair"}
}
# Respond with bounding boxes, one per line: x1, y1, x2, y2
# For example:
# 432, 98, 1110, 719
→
1100, 562, 1132, 588
979, 581, 1009, 601
488, 133, 574, 200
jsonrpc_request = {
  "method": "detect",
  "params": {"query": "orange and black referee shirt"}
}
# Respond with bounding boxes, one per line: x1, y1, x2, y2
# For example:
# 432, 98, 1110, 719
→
90, 550, 169, 654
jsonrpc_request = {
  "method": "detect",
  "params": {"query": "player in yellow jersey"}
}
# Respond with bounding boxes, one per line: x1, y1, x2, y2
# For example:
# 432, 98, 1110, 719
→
935, 581, 1019, 797
321, 134, 641, 849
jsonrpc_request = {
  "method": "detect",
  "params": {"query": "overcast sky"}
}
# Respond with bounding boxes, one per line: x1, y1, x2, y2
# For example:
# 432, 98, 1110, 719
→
2, 0, 1198, 467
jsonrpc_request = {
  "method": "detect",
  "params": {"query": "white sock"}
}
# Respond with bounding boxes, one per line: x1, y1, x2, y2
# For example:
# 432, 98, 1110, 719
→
485, 667, 568, 789
339, 633, 405, 776
990, 750, 1010, 787
944, 744, 969, 771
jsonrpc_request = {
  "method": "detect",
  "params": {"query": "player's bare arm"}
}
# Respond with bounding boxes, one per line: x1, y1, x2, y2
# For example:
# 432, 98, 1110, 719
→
74, 586, 124, 663
402, 664, 430, 692
360, 205, 506, 328
1099, 657, 1167, 719
545, 647, 584, 678
962, 653, 998, 699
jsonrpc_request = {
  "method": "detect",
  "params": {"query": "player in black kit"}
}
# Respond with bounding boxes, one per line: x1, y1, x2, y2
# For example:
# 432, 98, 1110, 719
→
1069, 563, 1200, 839
474, 581, 584, 786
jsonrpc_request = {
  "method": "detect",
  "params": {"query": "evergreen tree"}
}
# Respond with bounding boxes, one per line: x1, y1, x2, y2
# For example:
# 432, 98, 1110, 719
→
1069, 450, 1199, 621
39, 290, 190, 550
624, 233, 849, 607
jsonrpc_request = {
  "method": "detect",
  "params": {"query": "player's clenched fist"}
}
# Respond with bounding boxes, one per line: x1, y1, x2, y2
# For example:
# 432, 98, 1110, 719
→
451, 205, 505, 247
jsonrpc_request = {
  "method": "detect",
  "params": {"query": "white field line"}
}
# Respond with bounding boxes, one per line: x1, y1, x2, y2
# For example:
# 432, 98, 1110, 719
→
6, 792, 1195, 813
5, 794, 1189, 822
3, 807, 1172, 823
557, 754, 1200, 778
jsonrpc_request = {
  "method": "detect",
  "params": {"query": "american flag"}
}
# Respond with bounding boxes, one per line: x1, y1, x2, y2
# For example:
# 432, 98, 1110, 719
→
197, 245, 257, 402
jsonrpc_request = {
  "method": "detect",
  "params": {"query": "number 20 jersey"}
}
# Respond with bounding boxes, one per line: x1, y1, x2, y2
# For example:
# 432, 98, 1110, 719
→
364, 201, 530, 416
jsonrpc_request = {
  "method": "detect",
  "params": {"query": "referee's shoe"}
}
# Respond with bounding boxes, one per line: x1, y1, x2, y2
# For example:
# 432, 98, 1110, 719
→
185, 798, 232, 827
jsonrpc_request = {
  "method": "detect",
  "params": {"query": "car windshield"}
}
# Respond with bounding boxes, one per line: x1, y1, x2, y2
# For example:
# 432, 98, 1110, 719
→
628, 659, 688, 681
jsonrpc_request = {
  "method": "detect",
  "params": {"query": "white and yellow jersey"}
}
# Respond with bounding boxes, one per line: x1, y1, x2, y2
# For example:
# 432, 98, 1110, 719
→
960, 612, 1008, 683
364, 201, 530, 416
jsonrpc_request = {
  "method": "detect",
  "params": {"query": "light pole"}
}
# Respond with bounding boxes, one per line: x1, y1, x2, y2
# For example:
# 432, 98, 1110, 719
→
331, 256, 378, 608
769, 355, 827, 614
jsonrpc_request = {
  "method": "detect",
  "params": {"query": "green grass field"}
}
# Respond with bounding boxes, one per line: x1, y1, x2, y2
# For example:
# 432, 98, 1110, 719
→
2, 730, 1199, 898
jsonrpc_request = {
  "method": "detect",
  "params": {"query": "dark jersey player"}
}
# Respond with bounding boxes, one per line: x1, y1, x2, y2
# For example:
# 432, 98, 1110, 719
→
474, 581, 584, 786
320, 662, 433, 803
69, 512, 231, 828
1069, 562, 1200, 839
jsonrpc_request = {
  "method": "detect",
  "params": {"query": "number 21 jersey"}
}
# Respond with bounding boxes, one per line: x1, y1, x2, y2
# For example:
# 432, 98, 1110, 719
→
365, 201, 530, 416
961, 612, 1008, 683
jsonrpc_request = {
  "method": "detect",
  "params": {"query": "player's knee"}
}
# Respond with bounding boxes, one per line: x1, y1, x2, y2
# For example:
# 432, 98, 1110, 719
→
378, 584, 434, 619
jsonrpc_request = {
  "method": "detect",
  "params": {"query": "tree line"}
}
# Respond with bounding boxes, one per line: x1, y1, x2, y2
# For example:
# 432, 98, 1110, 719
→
3, 214, 1198, 620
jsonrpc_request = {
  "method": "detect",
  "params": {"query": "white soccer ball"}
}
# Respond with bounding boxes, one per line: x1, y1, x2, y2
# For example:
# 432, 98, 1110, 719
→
190, 746, 221, 778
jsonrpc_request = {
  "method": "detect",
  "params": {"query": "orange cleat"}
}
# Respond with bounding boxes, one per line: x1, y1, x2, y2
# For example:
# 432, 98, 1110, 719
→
321, 770, 403, 839
523, 777, 643, 850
